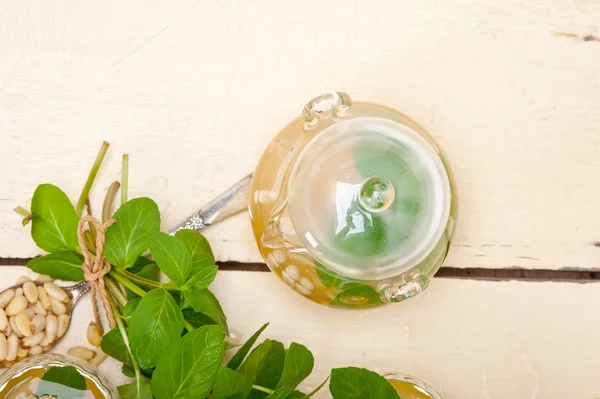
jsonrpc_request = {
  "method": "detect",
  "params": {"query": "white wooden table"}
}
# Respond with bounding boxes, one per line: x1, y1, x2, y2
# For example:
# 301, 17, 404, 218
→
1, 0, 600, 397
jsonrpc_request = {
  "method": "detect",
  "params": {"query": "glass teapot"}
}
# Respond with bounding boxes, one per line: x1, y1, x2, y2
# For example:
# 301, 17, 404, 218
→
248, 92, 456, 308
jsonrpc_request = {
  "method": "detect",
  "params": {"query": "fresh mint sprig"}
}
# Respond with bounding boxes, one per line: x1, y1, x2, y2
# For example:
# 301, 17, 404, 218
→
16, 142, 403, 399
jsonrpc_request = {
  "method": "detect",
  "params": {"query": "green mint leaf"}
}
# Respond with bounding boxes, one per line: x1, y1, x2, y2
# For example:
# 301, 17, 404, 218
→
212, 367, 252, 399
331, 285, 383, 308
118, 378, 153, 399
329, 367, 399, 399
239, 339, 285, 398
122, 364, 136, 378
182, 308, 217, 329
174, 229, 215, 275
184, 289, 228, 335
30, 184, 79, 253
148, 232, 192, 287
128, 256, 155, 275
129, 288, 184, 369
265, 387, 294, 399
314, 262, 360, 290
101, 327, 133, 368
26, 251, 84, 281
151, 325, 224, 399
227, 322, 269, 370
123, 297, 141, 323
277, 343, 314, 389
104, 198, 160, 270
37, 366, 86, 399
128, 258, 160, 300
183, 265, 218, 290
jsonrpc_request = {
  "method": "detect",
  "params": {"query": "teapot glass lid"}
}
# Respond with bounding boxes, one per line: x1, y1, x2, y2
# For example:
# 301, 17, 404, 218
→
287, 117, 451, 280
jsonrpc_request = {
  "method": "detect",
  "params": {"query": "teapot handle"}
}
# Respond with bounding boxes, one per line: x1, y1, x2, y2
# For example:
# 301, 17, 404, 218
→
302, 92, 352, 129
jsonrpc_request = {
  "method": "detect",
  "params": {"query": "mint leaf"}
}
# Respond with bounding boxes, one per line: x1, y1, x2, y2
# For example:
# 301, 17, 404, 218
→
182, 308, 217, 329
329, 367, 399, 399
40, 366, 86, 390
175, 229, 215, 275
129, 288, 184, 369
128, 258, 160, 300
183, 265, 218, 290
123, 297, 140, 323
212, 367, 252, 399
266, 387, 294, 399
105, 198, 160, 270
240, 339, 285, 398
148, 232, 192, 287
314, 262, 360, 290
151, 325, 224, 399
227, 322, 269, 370
30, 184, 79, 252
101, 327, 132, 368
184, 289, 228, 335
118, 378, 152, 399
277, 343, 314, 389
26, 251, 84, 281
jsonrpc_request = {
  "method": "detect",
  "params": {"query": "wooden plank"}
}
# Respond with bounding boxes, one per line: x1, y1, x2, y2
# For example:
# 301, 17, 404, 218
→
1, 0, 600, 270
1, 266, 600, 398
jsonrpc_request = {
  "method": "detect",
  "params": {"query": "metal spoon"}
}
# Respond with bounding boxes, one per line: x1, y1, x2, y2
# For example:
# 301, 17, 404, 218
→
0, 173, 253, 366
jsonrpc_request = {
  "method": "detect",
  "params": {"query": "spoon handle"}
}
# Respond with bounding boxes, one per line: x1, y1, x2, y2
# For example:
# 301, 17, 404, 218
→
167, 173, 253, 235
63, 281, 91, 306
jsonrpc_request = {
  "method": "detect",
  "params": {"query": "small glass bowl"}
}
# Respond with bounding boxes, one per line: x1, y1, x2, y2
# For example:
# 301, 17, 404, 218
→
0, 353, 118, 398
383, 373, 443, 399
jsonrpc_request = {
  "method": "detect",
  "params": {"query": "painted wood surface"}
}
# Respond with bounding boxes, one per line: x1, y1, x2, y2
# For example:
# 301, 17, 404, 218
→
1, 0, 600, 270
1, 266, 599, 398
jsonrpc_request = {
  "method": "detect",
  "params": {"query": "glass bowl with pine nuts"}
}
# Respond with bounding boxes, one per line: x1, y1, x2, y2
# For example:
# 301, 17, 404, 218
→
0, 276, 89, 368
0, 353, 118, 398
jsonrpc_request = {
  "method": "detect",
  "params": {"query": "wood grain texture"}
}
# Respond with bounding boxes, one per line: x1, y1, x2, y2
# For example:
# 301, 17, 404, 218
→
2, 266, 600, 398
1, 0, 599, 270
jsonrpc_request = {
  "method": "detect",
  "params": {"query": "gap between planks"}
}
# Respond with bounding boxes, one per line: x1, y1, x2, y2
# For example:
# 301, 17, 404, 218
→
1, 258, 598, 282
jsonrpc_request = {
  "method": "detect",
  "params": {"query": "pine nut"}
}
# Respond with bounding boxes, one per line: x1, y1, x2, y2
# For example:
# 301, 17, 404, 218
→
87, 322, 102, 346
16, 276, 31, 285
10, 316, 23, 337
15, 312, 32, 337
23, 307, 36, 320
44, 283, 68, 302
17, 346, 28, 358
6, 334, 18, 361
21, 332, 45, 348
0, 333, 6, 361
57, 314, 70, 338
36, 274, 54, 283
67, 346, 95, 361
3, 321, 12, 336
42, 345, 51, 352
32, 302, 47, 316
30, 314, 46, 334
41, 336, 49, 346
15, 288, 23, 297
46, 315, 57, 344
29, 345, 43, 355
38, 286, 51, 310
50, 298, 67, 315
90, 347, 108, 366
0, 308, 7, 331
23, 282, 38, 303
6, 296, 28, 316
0, 289, 15, 308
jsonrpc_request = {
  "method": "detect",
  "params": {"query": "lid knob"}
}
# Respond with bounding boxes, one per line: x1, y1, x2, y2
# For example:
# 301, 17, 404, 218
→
358, 176, 395, 213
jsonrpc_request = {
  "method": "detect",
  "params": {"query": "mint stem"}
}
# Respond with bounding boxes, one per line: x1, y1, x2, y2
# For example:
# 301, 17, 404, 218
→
121, 154, 129, 205
184, 319, 195, 332
105, 277, 128, 307
109, 270, 146, 298
13, 206, 30, 217
120, 270, 177, 291
251, 385, 274, 395
107, 292, 141, 380
76, 141, 110, 215
102, 181, 120, 223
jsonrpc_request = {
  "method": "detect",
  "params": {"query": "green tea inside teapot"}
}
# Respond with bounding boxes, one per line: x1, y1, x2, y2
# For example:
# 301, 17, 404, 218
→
250, 92, 457, 308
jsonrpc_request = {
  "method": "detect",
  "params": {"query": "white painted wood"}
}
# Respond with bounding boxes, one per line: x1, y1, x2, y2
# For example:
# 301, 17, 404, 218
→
1, 267, 600, 398
1, 0, 600, 270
